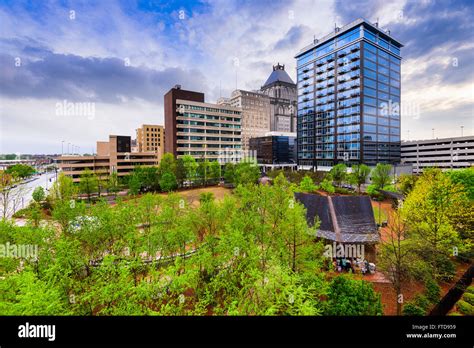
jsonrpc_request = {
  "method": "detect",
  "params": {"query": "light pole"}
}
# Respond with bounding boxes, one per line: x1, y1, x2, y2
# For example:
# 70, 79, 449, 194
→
432, 128, 435, 139
61, 140, 65, 155
461, 125, 464, 137
67, 143, 71, 155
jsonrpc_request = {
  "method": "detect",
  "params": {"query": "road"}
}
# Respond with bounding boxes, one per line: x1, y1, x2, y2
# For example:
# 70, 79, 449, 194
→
2, 172, 57, 219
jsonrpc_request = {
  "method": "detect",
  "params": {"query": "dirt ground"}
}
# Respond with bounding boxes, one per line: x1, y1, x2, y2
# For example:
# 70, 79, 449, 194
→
162, 186, 232, 207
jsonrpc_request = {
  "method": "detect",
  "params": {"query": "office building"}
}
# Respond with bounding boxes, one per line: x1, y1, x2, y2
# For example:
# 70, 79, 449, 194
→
260, 63, 297, 133
401, 135, 474, 173
57, 135, 158, 182
223, 89, 271, 151
164, 85, 242, 161
295, 18, 403, 169
136, 124, 165, 161
249, 132, 296, 166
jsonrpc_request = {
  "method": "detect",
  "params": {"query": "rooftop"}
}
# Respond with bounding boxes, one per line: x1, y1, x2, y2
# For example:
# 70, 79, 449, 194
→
261, 63, 295, 88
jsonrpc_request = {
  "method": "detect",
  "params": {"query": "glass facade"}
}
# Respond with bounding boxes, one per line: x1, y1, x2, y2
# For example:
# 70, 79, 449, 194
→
296, 20, 402, 167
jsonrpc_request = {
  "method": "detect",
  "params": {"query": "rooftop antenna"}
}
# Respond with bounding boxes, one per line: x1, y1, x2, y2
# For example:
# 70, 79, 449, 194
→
375, 17, 379, 27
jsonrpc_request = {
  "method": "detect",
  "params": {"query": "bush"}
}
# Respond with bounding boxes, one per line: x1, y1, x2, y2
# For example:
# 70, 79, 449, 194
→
466, 286, 474, 295
462, 292, 474, 306
425, 278, 441, 304
414, 294, 430, 311
159, 172, 177, 192
456, 300, 474, 315
403, 301, 426, 316
320, 179, 335, 194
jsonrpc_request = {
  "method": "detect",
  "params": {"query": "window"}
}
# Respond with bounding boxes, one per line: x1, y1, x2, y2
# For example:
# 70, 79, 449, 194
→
391, 71, 400, 80
378, 38, 389, 49
378, 117, 389, 126
378, 50, 389, 59
378, 57, 389, 67
378, 82, 389, 92
378, 126, 389, 134
390, 55, 401, 65
363, 133, 377, 141
379, 75, 389, 84
298, 50, 315, 65
365, 124, 376, 132
378, 92, 389, 100
364, 96, 377, 106
390, 87, 400, 96
364, 30, 375, 43
364, 77, 376, 88
364, 86, 376, 97
364, 115, 377, 124
378, 66, 389, 76
364, 68, 376, 79
390, 45, 400, 55
365, 51, 377, 62
364, 105, 377, 115
364, 59, 377, 70
390, 78, 400, 87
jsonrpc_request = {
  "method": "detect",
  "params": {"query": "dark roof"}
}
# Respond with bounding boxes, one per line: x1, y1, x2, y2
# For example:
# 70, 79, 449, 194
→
378, 189, 404, 201
294, 192, 379, 244
262, 64, 295, 88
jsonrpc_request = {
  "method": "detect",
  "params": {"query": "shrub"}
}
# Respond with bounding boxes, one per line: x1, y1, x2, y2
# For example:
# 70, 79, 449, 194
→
425, 278, 441, 304
320, 179, 335, 194
403, 301, 425, 316
159, 172, 177, 192
462, 292, 474, 306
466, 286, 474, 295
456, 300, 474, 315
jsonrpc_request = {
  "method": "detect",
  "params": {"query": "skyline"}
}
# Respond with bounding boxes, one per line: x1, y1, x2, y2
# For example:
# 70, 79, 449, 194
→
1, 0, 473, 154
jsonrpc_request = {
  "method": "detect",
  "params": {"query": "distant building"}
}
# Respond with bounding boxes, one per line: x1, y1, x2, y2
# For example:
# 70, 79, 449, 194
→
401, 135, 474, 173
57, 135, 158, 182
260, 63, 297, 133
249, 132, 296, 167
223, 89, 271, 151
136, 124, 165, 161
164, 85, 242, 161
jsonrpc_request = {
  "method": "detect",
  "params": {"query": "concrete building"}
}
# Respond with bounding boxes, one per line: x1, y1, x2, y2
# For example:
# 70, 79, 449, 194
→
401, 135, 474, 173
223, 89, 271, 152
295, 18, 403, 168
57, 135, 158, 182
164, 85, 242, 161
260, 63, 297, 133
136, 124, 165, 161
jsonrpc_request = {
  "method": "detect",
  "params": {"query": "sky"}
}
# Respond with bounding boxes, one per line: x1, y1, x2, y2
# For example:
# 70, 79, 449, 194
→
0, 0, 473, 154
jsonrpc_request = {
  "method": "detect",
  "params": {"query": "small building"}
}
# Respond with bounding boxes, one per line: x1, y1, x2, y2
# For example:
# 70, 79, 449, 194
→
136, 124, 165, 162
249, 132, 297, 171
295, 192, 379, 261
57, 135, 158, 182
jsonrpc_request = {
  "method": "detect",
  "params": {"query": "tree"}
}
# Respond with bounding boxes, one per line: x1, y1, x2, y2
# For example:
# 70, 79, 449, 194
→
371, 163, 392, 224
234, 162, 260, 186
397, 173, 418, 196
209, 161, 221, 184
108, 171, 120, 197
181, 155, 198, 186
324, 275, 383, 315
5, 164, 35, 179
32, 186, 45, 203
350, 164, 370, 194
128, 172, 141, 196
160, 172, 177, 192
401, 169, 469, 280
79, 169, 98, 203
159, 153, 176, 176
197, 160, 210, 186
49, 173, 76, 202
223, 162, 235, 184
299, 175, 317, 193
0, 171, 27, 220
445, 167, 474, 200
329, 164, 347, 187
371, 163, 392, 190
379, 210, 415, 315
175, 158, 186, 188
320, 179, 335, 194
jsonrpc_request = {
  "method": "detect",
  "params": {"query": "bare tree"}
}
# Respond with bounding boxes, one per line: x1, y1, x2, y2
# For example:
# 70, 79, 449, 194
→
0, 172, 28, 220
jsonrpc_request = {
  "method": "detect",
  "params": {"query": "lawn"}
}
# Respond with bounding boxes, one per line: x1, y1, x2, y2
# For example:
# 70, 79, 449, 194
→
372, 204, 387, 225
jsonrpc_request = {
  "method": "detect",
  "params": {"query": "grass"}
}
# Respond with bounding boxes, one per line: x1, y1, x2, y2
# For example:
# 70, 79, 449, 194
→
372, 205, 388, 225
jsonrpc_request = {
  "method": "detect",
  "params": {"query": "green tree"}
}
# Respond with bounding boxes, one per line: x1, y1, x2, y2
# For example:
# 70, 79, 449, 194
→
234, 162, 260, 186
329, 163, 347, 187
50, 173, 77, 202
209, 161, 221, 184
108, 171, 120, 197
159, 153, 176, 176
5, 164, 35, 179
371, 163, 392, 190
324, 275, 383, 315
182, 155, 198, 185
446, 167, 474, 200
298, 175, 317, 193
160, 172, 177, 192
175, 158, 186, 188
350, 164, 370, 194
128, 172, 141, 196
397, 173, 418, 196
32, 186, 45, 203
79, 169, 98, 203
197, 160, 210, 186
223, 162, 235, 184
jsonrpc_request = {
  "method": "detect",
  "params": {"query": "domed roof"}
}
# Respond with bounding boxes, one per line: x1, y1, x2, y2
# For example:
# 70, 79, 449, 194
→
262, 63, 295, 88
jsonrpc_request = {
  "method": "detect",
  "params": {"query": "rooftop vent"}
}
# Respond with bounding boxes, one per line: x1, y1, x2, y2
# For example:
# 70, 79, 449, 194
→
174, 84, 181, 90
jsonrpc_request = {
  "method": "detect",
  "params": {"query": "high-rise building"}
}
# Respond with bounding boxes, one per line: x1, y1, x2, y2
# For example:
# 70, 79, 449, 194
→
260, 63, 297, 133
295, 18, 403, 168
223, 89, 271, 151
164, 85, 242, 161
136, 124, 165, 161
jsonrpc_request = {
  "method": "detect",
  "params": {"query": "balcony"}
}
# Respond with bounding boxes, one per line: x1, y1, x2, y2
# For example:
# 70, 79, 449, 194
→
327, 73, 335, 79
351, 82, 360, 88
350, 92, 360, 97
338, 69, 348, 75
350, 64, 360, 70
302, 75, 310, 80
327, 90, 335, 95
302, 67, 310, 73
327, 81, 335, 87
338, 60, 346, 66
338, 95, 349, 100
351, 101, 360, 106
350, 55, 360, 61
350, 46, 360, 52
338, 51, 347, 57
338, 85, 348, 91
338, 77, 348, 83
351, 74, 359, 79
303, 89, 310, 95
316, 86, 324, 90
316, 68, 325, 74
316, 93, 325, 98
316, 61, 324, 67
302, 82, 310, 88
327, 56, 335, 62
327, 64, 335, 71
303, 97, 310, 102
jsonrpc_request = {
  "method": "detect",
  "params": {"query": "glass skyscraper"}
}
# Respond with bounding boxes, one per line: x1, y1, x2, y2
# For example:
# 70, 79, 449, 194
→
295, 18, 403, 168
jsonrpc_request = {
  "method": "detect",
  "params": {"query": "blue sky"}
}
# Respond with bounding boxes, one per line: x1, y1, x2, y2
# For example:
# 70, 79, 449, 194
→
0, 0, 473, 154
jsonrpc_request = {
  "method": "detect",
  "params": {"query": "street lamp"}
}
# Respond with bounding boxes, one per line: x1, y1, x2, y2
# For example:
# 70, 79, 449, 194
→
61, 140, 65, 155
461, 125, 464, 137
67, 143, 71, 155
